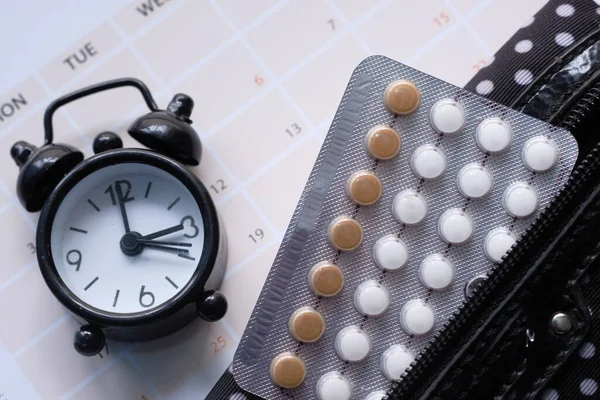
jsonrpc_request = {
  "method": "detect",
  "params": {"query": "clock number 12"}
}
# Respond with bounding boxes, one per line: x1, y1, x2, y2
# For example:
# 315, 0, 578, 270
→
139, 285, 155, 308
105, 180, 134, 205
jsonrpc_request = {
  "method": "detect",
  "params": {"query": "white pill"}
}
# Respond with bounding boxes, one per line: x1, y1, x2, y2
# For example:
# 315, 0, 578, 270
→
335, 326, 372, 362
316, 372, 352, 400
381, 344, 415, 380
503, 182, 538, 218
437, 208, 474, 245
522, 136, 558, 172
373, 235, 409, 271
475, 117, 513, 154
419, 254, 455, 290
400, 299, 435, 336
484, 227, 517, 263
411, 144, 447, 180
392, 190, 428, 226
354, 280, 391, 317
429, 98, 466, 135
365, 391, 387, 400
457, 163, 493, 199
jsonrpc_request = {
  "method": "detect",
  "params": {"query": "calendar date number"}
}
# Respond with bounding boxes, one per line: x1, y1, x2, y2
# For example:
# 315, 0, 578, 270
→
433, 11, 450, 26
286, 123, 302, 138
210, 335, 227, 353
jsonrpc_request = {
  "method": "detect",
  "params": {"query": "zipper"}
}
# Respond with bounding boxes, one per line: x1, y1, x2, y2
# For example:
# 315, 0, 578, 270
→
388, 82, 600, 399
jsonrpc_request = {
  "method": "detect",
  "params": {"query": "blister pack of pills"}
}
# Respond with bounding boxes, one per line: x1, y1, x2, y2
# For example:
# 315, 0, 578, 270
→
232, 55, 579, 400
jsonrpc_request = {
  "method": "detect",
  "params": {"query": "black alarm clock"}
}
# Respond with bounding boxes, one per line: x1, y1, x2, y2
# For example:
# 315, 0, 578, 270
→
9, 78, 228, 357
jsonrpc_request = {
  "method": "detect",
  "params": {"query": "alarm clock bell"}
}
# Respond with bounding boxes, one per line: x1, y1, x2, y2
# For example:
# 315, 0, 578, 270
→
10, 79, 202, 212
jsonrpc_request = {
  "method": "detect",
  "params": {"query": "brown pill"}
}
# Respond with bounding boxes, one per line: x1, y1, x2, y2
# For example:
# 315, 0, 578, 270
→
384, 79, 421, 115
309, 261, 344, 297
328, 216, 363, 251
365, 125, 401, 160
270, 352, 307, 389
289, 306, 326, 343
346, 170, 382, 205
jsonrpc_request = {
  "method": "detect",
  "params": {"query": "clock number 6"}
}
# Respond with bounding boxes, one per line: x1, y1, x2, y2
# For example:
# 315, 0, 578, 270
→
181, 216, 199, 239
66, 249, 82, 271
139, 285, 155, 308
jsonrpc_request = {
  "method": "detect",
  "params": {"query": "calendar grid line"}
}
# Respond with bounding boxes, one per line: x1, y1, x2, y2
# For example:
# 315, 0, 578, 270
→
446, 0, 495, 57
12, 314, 70, 359
33, 72, 95, 156
326, 0, 374, 55
209, 115, 332, 214
209, 0, 317, 135
219, 318, 241, 343
224, 236, 281, 279
56, 0, 190, 95
108, 18, 167, 90
33, 71, 94, 148
60, 357, 120, 400
121, 351, 165, 400
0, 260, 37, 293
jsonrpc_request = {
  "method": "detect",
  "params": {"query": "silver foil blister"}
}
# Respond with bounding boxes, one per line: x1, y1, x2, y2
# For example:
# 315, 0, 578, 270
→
232, 56, 579, 399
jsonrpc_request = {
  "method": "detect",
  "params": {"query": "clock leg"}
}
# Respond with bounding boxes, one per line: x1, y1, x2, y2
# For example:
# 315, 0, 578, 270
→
73, 324, 106, 356
196, 290, 228, 322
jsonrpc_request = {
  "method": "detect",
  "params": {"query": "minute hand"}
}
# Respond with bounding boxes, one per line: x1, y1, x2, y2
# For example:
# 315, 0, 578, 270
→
142, 224, 184, 240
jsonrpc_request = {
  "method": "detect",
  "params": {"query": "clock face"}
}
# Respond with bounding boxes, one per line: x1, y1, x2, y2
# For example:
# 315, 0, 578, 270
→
50, 162, 205, 314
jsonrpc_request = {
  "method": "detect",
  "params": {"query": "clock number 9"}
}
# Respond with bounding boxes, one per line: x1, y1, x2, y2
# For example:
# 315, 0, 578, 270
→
139, 285, 155, 308
248, 229, 264, 243
66, 250, 82, 271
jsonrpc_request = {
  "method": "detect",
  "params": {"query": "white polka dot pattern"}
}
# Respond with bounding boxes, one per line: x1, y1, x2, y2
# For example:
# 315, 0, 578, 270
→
555, 32, 575, 47
580, 378, 598, 396
515, 40, 533, 53
476, 80, 494, 95
556, 4, 575, 17
579, 342, 596, 359
540, 388, 559, 400
521, 16, 535, 27
514, 69, 534, 85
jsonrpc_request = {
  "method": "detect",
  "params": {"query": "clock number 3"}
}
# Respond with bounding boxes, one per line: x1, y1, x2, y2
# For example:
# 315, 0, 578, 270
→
139, 285, 155, 308
181, 216, 199, 239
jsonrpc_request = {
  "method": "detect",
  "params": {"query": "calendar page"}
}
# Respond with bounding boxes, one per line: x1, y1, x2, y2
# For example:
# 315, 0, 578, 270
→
0, 0, 547, 399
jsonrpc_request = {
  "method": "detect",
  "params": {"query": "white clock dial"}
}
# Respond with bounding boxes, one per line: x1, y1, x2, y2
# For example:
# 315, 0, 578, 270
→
50, 162, 205, 314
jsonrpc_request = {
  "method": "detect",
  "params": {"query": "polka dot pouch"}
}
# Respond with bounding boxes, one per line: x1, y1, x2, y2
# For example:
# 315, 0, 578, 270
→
232, 55, 579, 400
